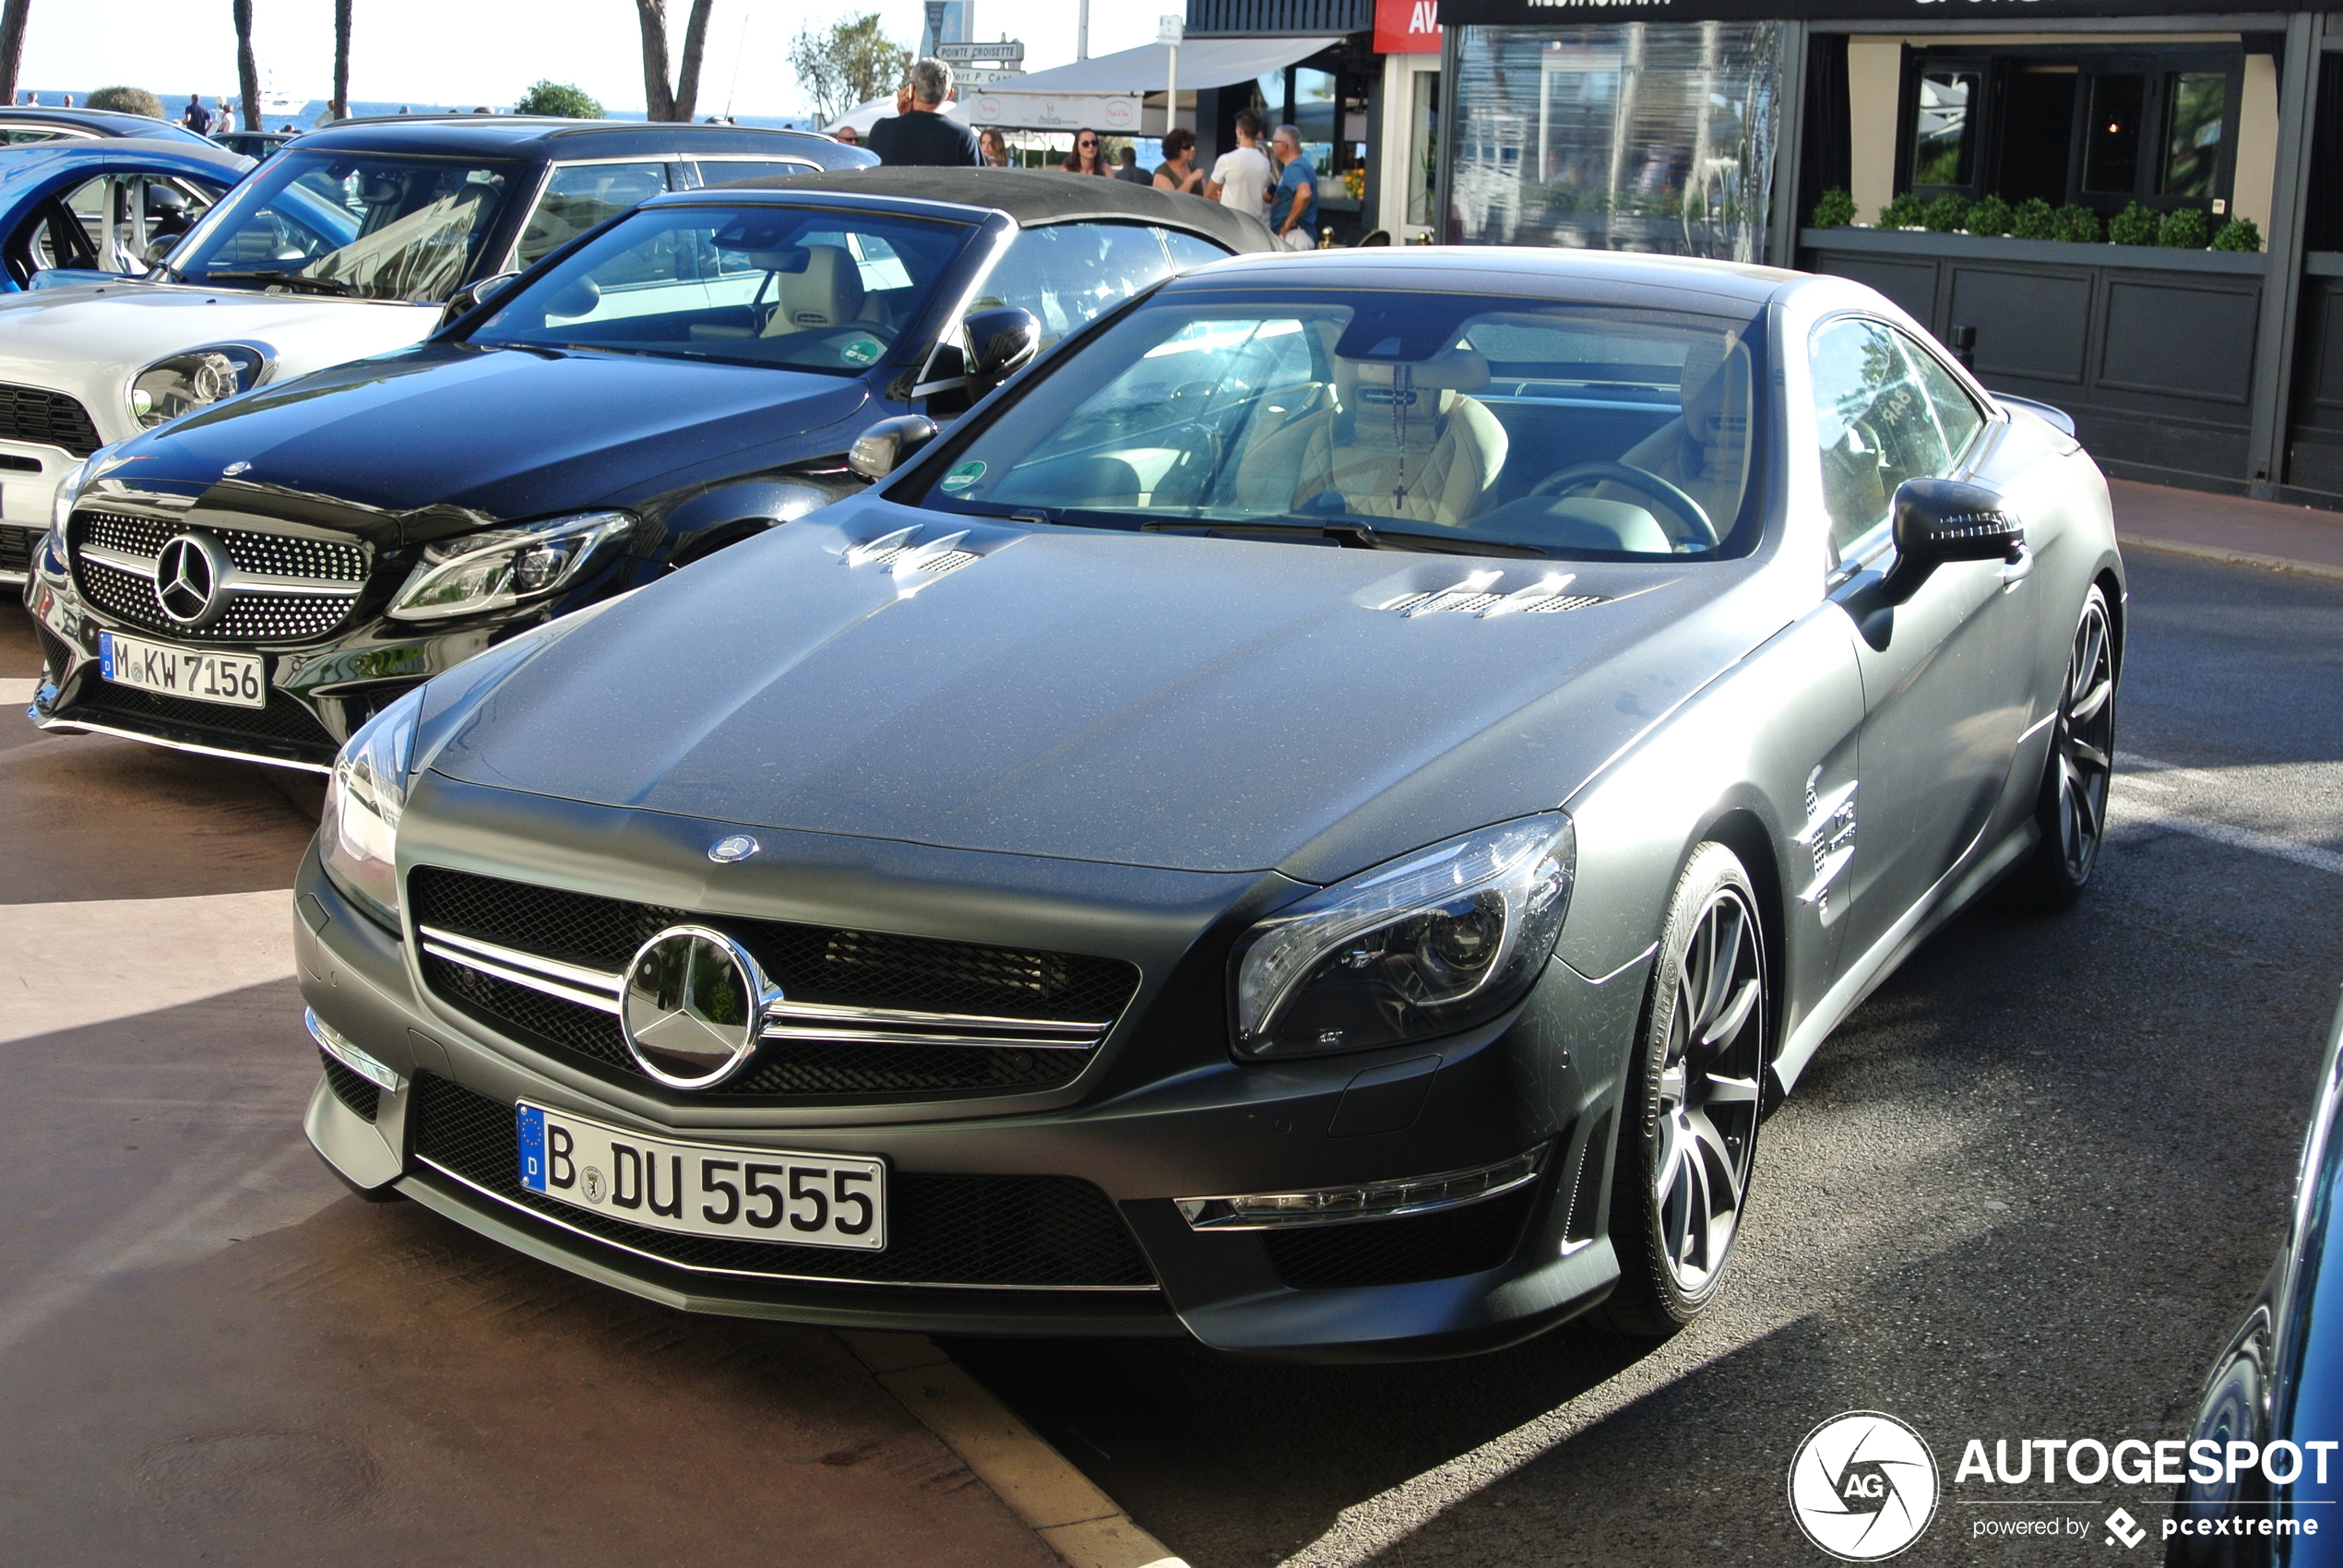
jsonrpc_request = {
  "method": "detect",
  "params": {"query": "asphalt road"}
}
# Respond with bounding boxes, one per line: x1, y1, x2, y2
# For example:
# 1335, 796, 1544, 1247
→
2, 548, 2336, 1568
946, 549, 2343, 1568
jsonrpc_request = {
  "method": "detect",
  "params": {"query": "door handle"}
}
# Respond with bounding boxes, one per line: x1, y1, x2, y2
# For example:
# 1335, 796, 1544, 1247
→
2000, 542, 2033, 590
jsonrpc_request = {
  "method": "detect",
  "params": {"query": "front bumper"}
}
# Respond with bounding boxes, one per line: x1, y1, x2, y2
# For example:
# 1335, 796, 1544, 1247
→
294, 793, 1652, 1360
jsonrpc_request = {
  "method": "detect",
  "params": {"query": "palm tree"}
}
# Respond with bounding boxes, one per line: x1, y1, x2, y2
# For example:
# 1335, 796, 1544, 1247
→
232, 0, 260, 133
331, 0, 351, 121
634, 0, 717, 123
0, 0, 30, 108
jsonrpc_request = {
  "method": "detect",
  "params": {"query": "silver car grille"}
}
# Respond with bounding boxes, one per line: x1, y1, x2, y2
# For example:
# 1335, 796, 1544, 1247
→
70, 509, 368, 644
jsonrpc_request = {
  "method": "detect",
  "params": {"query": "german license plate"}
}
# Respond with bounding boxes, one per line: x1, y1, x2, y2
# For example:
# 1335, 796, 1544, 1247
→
517, 1102, 886, 1251
98, 631, 266, 709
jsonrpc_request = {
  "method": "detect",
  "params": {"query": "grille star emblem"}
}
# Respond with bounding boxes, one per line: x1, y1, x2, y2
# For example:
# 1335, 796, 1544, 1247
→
221, 461, 251, 476
153, 532, 234, 628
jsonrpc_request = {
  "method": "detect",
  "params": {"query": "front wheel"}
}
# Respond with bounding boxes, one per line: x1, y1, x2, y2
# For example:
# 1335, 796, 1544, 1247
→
2011, 584, 2116, 910
1597, 841, 1767, 1337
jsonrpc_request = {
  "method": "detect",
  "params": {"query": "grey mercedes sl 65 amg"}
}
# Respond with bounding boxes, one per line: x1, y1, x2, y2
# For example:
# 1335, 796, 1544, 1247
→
294, 247, 2123, 1360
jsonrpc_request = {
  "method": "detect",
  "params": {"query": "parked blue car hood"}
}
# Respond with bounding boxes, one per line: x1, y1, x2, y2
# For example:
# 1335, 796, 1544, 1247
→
427, 500, 1784, 880
135, 344, 872, 526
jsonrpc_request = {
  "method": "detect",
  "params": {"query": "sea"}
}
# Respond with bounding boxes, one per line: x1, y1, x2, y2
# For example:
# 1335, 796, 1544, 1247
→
18, 90, 818, 133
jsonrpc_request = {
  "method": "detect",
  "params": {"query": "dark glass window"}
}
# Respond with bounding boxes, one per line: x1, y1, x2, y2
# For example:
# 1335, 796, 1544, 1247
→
2162, 72, 2230, 197
2083, 73, 2146, 194
1910, 70, 1981, 187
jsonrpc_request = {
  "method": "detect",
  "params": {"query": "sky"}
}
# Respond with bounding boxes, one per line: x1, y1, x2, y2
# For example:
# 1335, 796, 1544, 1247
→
18, 0, 1168, 117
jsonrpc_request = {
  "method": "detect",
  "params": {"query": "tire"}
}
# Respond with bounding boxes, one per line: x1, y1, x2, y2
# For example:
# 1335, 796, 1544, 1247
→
1596, 841, 1768, 1337
2010, 583, 2117, 911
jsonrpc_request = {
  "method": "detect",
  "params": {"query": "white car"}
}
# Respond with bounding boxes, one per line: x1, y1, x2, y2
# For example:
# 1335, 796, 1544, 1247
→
0, 113, 874, 586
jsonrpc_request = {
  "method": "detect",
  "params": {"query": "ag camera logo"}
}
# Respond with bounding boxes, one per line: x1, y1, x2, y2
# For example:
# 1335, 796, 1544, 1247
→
1789, 1411, 1941, 1561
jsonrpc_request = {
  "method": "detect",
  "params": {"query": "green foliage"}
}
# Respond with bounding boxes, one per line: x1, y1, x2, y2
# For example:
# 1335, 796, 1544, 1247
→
789, 13, 912, 125
2210, 215, 2265, 252
1921, 194, 1971, 232
2108, 201, 2159, 245
1810, 186, 1857, 228
86, 87, 165, 119
1878, 193, 1925, 230
2009, 197, 2058, 241
2157, 207, 2210, 249
2052, 204, 2103, 244
1966, 194, 2015, 237
513, 80, 603, 119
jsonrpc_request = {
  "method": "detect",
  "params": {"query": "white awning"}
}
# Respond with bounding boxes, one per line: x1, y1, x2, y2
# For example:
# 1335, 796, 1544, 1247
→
995, 36, 1343, 97
824, 96, 971, 136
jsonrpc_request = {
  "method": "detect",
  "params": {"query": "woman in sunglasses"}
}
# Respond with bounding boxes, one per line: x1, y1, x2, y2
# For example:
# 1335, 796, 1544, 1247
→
1060, 128, 1112, 176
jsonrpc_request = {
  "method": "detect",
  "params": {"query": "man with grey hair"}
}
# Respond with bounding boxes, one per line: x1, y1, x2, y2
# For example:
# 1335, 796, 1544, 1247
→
1268, 124, 1320, 249
867, 56, 981, 167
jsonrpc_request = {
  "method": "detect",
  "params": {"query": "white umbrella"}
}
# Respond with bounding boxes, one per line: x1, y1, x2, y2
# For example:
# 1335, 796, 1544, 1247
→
824, 96, 971, 137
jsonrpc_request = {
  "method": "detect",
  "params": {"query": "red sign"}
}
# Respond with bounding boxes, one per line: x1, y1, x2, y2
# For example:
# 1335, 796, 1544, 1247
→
1374, 0, 1441, 53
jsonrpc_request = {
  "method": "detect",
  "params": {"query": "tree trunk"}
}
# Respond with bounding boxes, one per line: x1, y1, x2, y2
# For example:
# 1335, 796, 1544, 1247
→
331, 0, 351, 121
0, 0, 30, 108
671, 0, 717, 122
634, 0, 676, 122
232, 0, 261, 133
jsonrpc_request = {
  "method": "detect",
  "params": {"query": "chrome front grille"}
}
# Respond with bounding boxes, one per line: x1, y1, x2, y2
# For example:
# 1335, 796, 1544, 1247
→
70, 508, 368, 644
407, 867, 1142, 1100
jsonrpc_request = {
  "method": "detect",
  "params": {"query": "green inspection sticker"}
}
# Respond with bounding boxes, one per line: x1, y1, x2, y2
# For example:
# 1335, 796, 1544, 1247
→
839, 335, 882, 366
939, 460, 986, 491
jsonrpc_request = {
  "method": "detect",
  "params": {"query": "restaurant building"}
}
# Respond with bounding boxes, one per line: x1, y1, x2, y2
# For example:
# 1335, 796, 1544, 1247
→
1431, 0, 2343, 503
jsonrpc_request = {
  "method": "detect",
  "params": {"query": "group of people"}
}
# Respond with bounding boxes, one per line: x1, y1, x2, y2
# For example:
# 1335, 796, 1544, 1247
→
839, 61, 1320, 247
179, 94, 238, 136
17, 92, 74, 107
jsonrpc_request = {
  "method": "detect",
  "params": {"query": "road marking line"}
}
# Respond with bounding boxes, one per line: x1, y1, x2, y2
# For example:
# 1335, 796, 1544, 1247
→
837, 1331, 1189, 1568
2113, 754, 2343, 878
0, 889, 296, 1044
0, 677, 35, 705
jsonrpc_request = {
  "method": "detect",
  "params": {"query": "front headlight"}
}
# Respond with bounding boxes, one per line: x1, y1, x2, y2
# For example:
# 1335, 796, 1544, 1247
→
1231, 814, 1576, 1058
50, 457, 88, 534
320, 685, 423, 930
129, 344, 268, 428
386, 511, 635, 623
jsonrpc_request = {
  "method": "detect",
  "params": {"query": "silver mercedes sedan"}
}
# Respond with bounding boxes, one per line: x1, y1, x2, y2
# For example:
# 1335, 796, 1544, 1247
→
294, 248, 2121, 1360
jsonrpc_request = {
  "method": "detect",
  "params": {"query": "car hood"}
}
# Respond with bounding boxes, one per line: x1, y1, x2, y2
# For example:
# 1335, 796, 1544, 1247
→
107, 344, 874, 533
0, 280, 440, 409
429, 500, 1790, 880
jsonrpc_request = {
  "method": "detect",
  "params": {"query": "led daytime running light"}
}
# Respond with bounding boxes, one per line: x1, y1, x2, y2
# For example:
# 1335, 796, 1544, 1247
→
1175, 1146, 1547, 1229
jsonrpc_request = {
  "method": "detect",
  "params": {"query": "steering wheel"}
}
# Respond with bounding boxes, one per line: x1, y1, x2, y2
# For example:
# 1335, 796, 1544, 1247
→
1529, 459, 1716, 549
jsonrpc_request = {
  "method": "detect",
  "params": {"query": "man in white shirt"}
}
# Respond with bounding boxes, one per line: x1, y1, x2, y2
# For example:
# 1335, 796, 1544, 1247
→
1205, 108, 1274, 217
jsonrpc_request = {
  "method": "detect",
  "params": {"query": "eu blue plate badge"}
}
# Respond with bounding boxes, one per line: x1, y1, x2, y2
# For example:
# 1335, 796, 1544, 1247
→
517, 1103, 548, 1191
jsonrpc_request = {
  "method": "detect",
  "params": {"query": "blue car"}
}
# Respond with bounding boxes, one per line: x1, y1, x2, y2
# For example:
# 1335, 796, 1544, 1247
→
0, 106, 220, 147
2171, 992, 2343, 1563
0, 136, 252, 290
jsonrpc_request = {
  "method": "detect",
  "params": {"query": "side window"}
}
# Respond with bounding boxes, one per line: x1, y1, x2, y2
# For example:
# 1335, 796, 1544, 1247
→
515, 161, 672, 268
979, 223, 1181, 347
693, 159, 816, 187
1897, 328, 1985, 465
1162, 230, 1230, 271
1809, 317, 1969, 554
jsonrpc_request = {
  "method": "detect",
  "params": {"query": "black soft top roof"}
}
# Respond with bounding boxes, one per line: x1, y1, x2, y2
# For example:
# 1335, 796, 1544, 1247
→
708, 166, 1278, 255
284, 115, 874, 171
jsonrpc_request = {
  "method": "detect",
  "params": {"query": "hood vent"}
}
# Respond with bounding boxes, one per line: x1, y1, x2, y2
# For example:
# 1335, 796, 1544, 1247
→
843, 526, 981, 583
1378, 571, 1607, 620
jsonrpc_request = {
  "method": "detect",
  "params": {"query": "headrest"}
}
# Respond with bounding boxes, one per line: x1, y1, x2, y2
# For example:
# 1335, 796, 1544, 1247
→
765, 244, 862, 334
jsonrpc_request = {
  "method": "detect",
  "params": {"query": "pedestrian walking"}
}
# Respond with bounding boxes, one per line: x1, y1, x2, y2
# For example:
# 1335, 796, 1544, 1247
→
1153, 127, 1204, 195
1060, 128, 1111, 175
182, 94, 212, 135
1205, 109, 1273, 216
865, 58, 981, 167
217, 101, 236, 135
1267, 124, 1319, 250
978, 127, 1010, 167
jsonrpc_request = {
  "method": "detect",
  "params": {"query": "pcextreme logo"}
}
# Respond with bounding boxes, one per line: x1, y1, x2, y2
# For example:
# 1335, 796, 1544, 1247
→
1790, 1411, 1942, 1561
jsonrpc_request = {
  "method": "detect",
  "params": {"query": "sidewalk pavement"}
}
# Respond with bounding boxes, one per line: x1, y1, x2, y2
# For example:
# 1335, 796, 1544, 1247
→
2110, 478, 2343, 581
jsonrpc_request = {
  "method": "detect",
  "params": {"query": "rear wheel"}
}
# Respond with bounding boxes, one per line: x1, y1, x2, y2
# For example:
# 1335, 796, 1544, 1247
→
1598, 841, 1767, 1337
2012, 584, 2116, 910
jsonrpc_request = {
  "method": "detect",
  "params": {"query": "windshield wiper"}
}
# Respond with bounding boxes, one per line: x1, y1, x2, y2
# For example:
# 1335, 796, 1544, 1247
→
203, 268, 360, 296
1140, 517, 1551, 559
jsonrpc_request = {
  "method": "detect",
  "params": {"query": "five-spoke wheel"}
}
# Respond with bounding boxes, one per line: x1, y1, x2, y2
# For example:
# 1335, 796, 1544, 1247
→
2016, 583, 2117, 909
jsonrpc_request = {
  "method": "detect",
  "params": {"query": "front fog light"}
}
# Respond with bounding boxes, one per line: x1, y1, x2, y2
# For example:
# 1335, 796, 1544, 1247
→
305, 1009, 402, 1090
387, 511, 635, 622
1231, 814, 1575, 1058
320, 684, 423, 930
1177, 1146, 1548, 1229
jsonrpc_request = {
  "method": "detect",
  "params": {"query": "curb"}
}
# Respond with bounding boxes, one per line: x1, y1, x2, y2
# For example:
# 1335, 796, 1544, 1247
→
2121, 532, 2343, 584
838, 1330, 1189, 1568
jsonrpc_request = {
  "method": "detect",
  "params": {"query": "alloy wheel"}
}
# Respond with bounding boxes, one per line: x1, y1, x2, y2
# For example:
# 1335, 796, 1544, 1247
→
2052, 593, 2116, 883
1652, 883, 1766, 1295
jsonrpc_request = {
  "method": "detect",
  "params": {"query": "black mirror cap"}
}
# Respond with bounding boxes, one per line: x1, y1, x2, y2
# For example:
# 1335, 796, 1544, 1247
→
964, 306, 1041, 389
1877, 478, 2023, 605
848, 414, 941, 481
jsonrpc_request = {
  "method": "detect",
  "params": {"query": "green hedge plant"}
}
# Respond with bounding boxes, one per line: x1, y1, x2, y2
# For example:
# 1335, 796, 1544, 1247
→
2010, 197, 2058, 241
513, 79, 604, 118
1921, 194, 1971, 232
1811, 187, 1857, 228
1966, 194, 2015, 237
1878, 193, 1925, 230
2210, 215, 2264, 252
2053, 204, 2103, 244
2157, 208, 2210, 249
2108, 201, 2159, 245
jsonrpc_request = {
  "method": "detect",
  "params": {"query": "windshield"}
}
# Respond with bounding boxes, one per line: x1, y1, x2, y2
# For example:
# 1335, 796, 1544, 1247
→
170, 150, 520, 303
922, 290, 1765, 561
465, 204, 974, 374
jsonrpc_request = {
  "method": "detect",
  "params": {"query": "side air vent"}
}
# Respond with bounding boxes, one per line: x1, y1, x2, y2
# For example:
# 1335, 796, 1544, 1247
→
1377, 572, 1607, 619
843, 526, 981, 582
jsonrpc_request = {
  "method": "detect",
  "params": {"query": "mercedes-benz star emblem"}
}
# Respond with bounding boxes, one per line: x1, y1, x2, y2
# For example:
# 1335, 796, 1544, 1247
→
708, 835, 760, 863
153, 533, 235, 628
221, 461, 251, 476
618, 926, 778, 1088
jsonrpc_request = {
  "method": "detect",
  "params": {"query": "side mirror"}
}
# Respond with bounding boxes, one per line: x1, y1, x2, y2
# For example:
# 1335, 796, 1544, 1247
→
962, 306, 1041, 394
1878, 477, 2025, 605
848, 415, 940, 481
441, 269, 521, 327
142, 238, 178, 267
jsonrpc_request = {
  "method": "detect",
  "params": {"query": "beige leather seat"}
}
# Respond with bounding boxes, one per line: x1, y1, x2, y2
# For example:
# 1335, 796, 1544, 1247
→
1228, 348, 1509, 528
757, 244, 863, 337
1608, 339, 1753, 540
